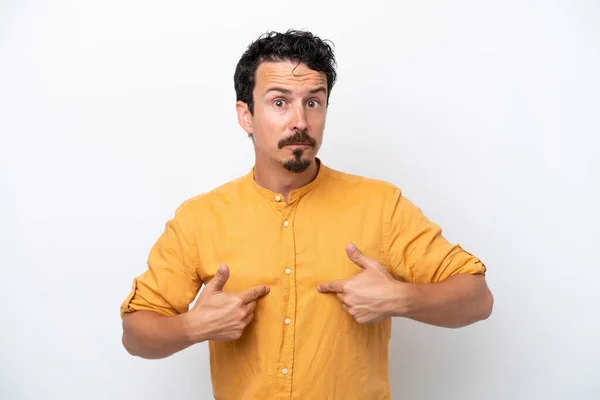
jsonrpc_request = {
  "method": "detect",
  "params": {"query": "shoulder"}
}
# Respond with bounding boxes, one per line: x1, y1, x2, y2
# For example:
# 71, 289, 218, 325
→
173, 172, 250, 217
322, 165, 402, 204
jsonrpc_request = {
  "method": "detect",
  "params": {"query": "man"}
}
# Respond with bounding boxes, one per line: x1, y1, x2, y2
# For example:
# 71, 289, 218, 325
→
121, 29, 493, 399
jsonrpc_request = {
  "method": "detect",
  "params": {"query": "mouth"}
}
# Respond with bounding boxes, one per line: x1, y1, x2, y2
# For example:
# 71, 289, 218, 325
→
285, 143, 313, 147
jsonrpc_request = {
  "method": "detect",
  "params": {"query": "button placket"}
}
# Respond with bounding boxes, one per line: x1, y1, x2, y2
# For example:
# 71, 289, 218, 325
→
277, 202, 297, 396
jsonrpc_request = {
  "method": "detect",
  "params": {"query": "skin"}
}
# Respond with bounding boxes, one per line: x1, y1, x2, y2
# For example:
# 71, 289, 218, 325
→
122, 264, 269, 359
236, 60, 328, 201
318, 243, 493, 328
122, 60, 493, 359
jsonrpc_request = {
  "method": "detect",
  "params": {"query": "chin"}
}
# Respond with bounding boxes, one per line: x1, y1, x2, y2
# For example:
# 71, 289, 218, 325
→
281, 154, 313, 173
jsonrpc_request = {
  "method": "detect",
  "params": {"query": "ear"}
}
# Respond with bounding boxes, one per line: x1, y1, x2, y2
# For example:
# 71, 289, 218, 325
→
236, 101, 253, 137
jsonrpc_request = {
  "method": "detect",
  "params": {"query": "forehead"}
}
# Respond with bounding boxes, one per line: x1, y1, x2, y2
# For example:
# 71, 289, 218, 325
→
254, 61, 327, 91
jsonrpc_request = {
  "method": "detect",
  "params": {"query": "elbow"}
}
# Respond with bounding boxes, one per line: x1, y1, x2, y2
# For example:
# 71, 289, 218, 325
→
451, 289, 493, 329
473, 274, 494, 322
481, 289, 494, 321
122, 329, 141, 357
121, 314, 140, 357
122, 331, 137, 356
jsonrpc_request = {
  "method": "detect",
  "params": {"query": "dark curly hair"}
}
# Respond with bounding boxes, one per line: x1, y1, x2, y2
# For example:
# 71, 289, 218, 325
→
234, 29, 337, 114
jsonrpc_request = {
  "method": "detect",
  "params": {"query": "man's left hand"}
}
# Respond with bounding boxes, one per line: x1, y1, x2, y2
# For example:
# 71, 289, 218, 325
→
317, 243, 409, 324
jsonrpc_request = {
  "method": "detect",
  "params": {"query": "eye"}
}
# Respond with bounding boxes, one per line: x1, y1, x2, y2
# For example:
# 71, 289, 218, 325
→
306, 99, 321, 108
273, 99, 286, 108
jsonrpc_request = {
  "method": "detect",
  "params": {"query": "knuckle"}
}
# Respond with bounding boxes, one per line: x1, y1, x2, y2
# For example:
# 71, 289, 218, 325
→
234, 297, 244, 307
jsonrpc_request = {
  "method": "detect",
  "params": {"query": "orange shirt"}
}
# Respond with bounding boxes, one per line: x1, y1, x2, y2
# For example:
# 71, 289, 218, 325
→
120, 159, 486, 399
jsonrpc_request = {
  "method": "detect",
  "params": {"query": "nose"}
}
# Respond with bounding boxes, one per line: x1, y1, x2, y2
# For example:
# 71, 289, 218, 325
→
290, 103, 308, 132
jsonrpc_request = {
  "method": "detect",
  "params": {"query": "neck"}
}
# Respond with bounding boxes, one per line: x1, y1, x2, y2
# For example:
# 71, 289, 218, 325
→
253, 157, 320, 201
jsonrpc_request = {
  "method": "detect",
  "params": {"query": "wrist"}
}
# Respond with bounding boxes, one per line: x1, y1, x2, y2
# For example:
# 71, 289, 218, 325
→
387, 280, 419, 318
180, 311, 208, 344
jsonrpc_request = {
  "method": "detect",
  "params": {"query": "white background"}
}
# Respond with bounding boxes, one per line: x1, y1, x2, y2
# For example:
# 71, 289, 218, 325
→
1, 1, 599, 399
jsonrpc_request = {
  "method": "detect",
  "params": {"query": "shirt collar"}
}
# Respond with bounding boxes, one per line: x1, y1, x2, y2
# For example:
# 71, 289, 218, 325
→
247, 158, 328, 204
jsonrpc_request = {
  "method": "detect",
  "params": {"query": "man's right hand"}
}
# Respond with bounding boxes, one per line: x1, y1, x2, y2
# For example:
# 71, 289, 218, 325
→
186, 263, 270, 342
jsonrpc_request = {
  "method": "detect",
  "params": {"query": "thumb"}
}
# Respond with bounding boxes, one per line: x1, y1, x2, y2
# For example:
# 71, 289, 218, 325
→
345, 243, 375, 269
207, 263, 230, 292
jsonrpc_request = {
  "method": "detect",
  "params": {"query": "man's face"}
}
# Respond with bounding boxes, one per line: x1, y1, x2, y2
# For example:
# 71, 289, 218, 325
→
237, 60, 328, 173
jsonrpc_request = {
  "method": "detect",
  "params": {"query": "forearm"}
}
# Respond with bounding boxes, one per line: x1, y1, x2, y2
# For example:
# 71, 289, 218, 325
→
121, 310, 198, 359
391, 274, 493, 328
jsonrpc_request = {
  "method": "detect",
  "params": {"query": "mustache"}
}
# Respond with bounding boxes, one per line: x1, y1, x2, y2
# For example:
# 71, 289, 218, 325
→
278, 130, 317, 149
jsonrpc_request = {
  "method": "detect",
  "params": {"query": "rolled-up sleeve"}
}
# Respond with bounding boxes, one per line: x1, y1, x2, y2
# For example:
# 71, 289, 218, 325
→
120, 204, 203, 317
385, 187, 486, 284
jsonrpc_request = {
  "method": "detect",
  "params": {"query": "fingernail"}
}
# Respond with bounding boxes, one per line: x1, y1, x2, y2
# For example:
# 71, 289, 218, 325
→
316, 285, 322, 292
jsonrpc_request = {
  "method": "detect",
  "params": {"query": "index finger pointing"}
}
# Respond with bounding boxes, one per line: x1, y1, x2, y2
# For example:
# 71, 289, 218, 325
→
317, 279, 348, 293
239, 285, 270, 303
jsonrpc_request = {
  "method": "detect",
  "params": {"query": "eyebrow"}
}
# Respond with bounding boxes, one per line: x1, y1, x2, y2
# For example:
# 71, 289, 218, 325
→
264, 87, 292, 95
309, 87, 327, 95
264, 86, 327, 96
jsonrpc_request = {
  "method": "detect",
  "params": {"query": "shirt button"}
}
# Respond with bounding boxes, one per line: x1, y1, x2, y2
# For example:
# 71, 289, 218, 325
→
284, 318, 291, 325
275, 195, 281, 201
282, 368, 289, 375
285, 268, 291, 275
283, 220, 289, 227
